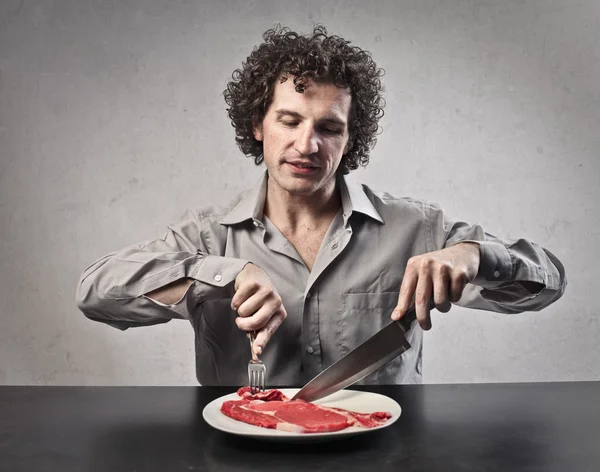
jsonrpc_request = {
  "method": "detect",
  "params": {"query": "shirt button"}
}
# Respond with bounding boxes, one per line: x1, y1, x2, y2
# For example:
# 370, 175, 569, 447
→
493, 270, 500, 278
307, 346, 314, 354
214, 274, 222, 282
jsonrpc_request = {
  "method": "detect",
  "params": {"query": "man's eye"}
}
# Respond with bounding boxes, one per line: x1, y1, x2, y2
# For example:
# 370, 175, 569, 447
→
282, 121, 298, 127
323, 128, 342, 135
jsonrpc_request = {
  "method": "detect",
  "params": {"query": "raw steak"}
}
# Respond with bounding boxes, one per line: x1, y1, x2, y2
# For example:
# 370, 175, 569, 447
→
220, 387, 392, 434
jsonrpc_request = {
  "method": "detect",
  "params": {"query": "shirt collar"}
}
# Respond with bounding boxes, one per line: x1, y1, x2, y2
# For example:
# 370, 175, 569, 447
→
219, 170, 383, 226
339, 175, 384, 225
219, 173, 268, 226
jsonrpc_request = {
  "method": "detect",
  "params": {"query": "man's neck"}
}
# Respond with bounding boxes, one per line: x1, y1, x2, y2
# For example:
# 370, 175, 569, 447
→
263, 178, 342, 234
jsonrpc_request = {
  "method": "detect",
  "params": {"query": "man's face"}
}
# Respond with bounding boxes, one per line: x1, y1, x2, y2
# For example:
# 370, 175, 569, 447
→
253, 76, 352, 198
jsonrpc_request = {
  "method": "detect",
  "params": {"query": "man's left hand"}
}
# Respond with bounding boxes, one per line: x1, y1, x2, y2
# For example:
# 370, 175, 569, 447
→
391, 242, 480, 330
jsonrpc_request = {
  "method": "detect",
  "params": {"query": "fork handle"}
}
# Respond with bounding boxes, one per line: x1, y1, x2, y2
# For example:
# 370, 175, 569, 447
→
248, 331, 258, 360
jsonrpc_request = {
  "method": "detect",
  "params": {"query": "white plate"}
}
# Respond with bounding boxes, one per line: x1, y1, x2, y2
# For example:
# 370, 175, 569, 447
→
202, 388, 402, 442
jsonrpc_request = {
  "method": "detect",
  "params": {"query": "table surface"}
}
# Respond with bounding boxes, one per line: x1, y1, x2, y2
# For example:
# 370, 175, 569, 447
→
0, 382, 598, 472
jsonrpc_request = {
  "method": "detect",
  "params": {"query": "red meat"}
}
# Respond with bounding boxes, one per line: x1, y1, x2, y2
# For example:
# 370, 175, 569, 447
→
220, 387, 392, 434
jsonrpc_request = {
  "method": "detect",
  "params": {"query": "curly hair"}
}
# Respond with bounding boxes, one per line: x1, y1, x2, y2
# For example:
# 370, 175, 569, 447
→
223, 25, 385, 174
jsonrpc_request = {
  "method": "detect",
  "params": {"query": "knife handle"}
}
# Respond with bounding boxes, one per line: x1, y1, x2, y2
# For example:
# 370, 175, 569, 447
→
396, 301, 436, 332
396, 306, 417, 332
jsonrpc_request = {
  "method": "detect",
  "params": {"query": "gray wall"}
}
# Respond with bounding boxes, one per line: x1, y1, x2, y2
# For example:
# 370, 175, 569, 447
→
1, 0, 598, 386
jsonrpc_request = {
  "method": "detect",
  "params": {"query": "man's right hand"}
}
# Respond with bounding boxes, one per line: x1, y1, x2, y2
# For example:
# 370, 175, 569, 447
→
231, 263, 287, 356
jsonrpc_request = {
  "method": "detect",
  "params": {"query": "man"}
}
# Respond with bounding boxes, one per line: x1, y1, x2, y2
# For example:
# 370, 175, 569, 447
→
76, 25, 566, 386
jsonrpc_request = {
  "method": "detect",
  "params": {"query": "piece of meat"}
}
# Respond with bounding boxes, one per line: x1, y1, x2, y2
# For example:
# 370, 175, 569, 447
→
220, 400, 284, 429
329, 407, 392, 428
237, 386, 288, 402
245, 399, 353, 433
220, 387, 392, 434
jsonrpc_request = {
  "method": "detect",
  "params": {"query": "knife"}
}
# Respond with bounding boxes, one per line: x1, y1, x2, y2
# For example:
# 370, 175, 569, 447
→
291, 306, 422, 403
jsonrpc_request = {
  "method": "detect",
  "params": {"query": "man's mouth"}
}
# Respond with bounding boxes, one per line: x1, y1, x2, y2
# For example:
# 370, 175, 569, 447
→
286, 161, 319, 174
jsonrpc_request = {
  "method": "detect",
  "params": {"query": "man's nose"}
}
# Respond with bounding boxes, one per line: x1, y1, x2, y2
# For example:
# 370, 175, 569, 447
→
294, 125, 319, 156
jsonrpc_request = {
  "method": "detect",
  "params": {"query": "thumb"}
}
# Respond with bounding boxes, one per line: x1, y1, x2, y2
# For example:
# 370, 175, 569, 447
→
252, 308, 287, 356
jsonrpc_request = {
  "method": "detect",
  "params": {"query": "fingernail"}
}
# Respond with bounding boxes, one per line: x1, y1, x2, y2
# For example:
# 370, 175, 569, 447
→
255, 345, 263, 355
391, 309, 399, 320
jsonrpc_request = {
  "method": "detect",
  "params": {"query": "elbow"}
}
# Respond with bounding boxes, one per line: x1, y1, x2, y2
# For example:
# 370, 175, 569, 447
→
75, 276, 133, 331
76, 282, 94, 319
548, 254, 568, 305
527, 248, 568, 311
552, 270, 568, 305
75, 270, 112, 322
75, 276, 98, 321
75, 254, 116, 320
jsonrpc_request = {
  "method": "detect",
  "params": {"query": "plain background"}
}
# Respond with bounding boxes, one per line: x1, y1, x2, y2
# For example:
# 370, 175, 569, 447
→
1, 0, 598, 386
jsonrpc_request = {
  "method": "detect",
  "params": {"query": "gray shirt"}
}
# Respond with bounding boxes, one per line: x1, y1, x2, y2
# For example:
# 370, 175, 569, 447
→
76, 172, 566, 386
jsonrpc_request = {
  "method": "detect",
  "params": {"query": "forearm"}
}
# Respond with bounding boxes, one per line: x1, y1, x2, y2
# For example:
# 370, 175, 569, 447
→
76, 208, 253, 328
428, 204, 567, 313
448, 236, 567, 313
466, 239, 567, 312
76, 246, 248, 329
146, 278, 196, 305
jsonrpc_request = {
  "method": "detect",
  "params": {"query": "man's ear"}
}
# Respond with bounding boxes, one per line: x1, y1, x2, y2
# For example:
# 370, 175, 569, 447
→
253, 120, 263, 142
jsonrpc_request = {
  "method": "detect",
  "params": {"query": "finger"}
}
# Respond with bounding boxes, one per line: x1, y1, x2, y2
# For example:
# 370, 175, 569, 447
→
231, 281, 259, 310
436, 300, 452, 313
415, 269, 433, 330
433, 266, 452, 313
236, 300, 280, 332
236, 288, 271, 318
450, 269, 468, 303
392, 265, 418, 320
253, 307, 287, 355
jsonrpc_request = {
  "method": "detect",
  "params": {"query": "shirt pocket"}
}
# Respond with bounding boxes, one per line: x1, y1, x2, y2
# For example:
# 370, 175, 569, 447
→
340, 291, 418, 385
340, 292, 400, 352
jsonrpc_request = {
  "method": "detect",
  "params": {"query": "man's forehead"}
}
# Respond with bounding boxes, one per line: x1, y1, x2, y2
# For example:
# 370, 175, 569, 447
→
275, 74, 350, 94
270, 75, 351, 116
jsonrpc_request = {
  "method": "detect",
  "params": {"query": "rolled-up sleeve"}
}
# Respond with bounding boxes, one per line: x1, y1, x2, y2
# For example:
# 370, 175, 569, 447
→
76, 209, 248, 330
425, 202, 567, 313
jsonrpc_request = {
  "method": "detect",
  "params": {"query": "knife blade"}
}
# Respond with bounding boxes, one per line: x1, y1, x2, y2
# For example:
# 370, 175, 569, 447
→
291, 306, 420, 403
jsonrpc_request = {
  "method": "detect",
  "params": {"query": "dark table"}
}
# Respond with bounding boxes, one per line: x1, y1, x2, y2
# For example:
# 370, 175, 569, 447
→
0, 382, 598, 472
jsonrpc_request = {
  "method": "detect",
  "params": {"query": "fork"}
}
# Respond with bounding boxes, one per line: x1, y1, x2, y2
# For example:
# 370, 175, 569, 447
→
248, 331, 266, 394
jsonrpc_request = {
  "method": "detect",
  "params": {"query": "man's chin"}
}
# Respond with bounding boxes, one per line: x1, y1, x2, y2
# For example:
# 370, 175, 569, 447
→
279, 178, 322, 196
267, 171, 329, 196
284, 183, 319, 196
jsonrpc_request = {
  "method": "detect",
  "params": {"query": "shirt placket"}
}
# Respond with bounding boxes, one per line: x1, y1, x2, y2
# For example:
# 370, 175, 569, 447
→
301, 286, 321, 377
301, 216, 354, 379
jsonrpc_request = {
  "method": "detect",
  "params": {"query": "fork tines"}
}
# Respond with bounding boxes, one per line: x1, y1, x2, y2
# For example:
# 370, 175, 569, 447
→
248, 361, 266, 395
